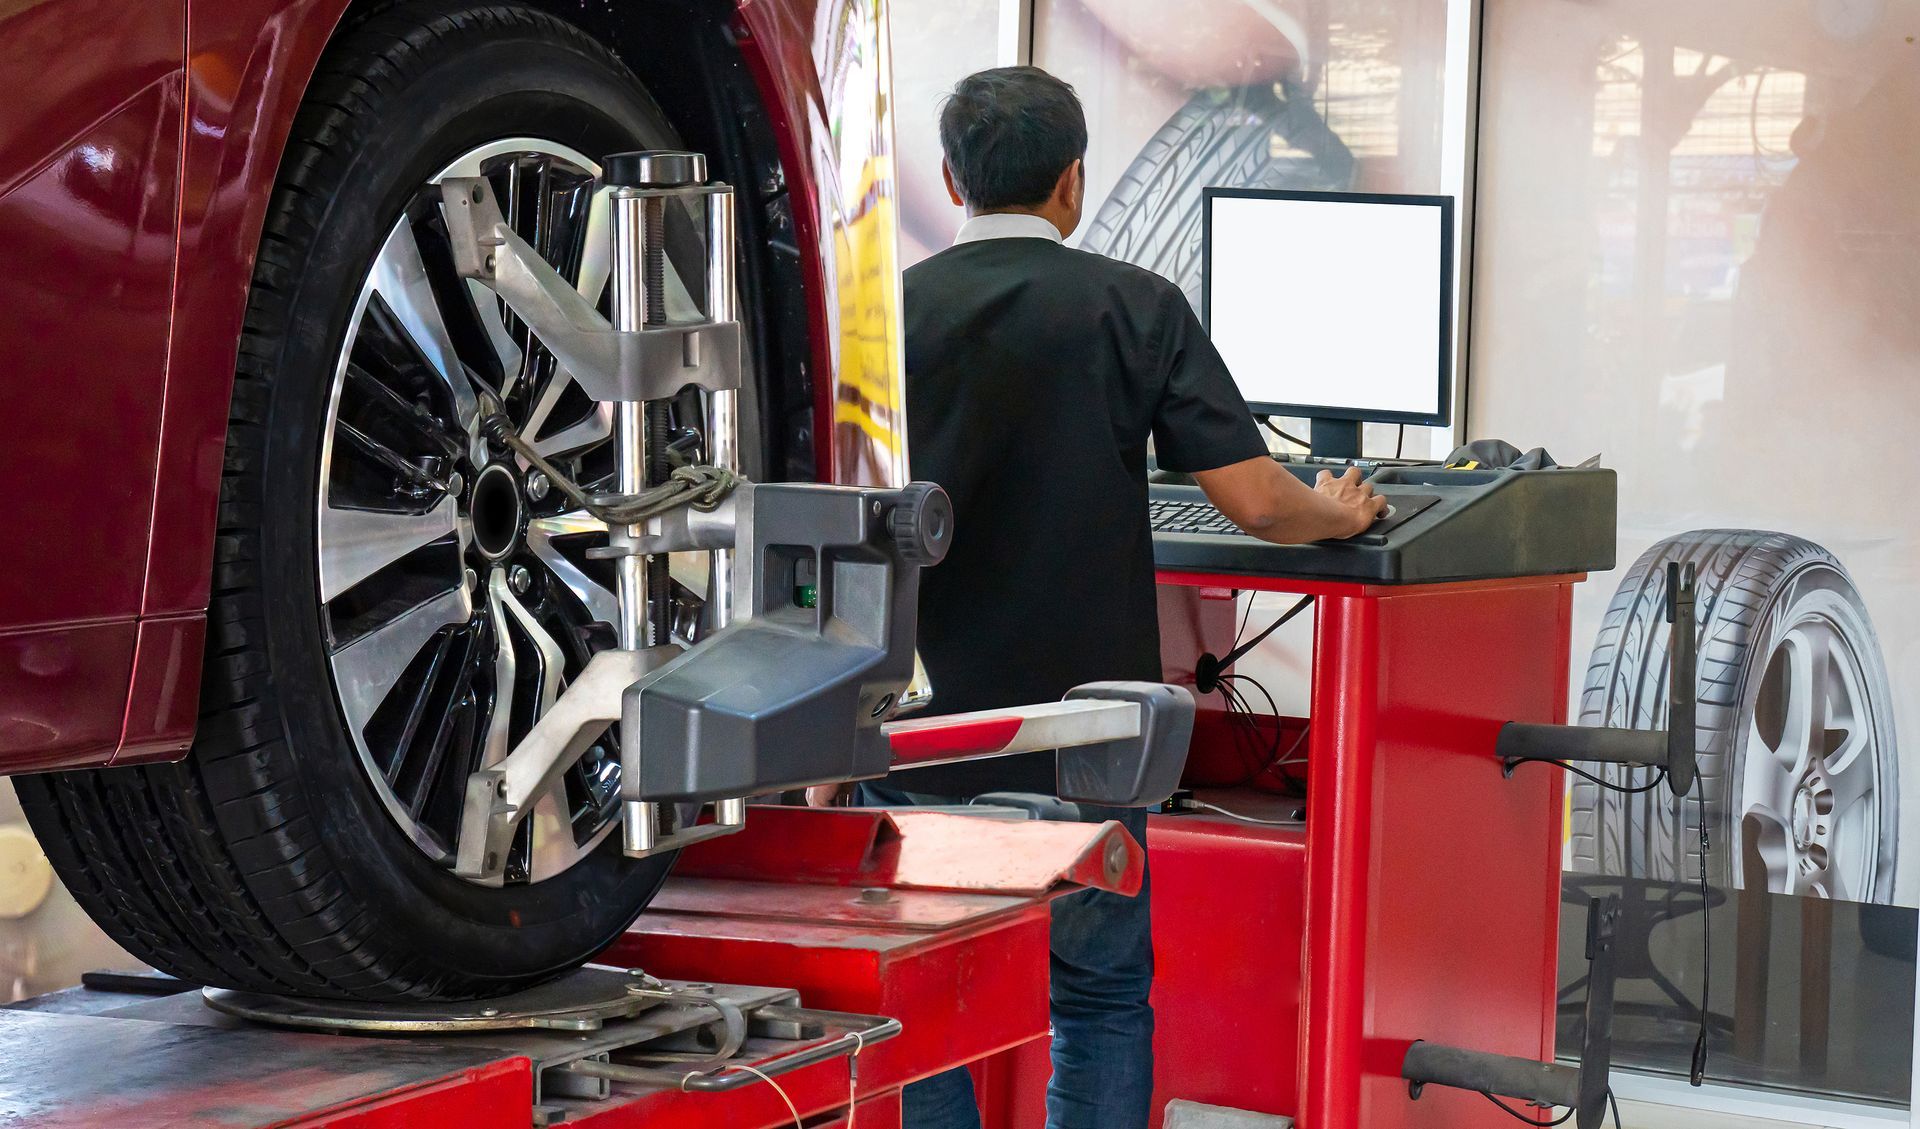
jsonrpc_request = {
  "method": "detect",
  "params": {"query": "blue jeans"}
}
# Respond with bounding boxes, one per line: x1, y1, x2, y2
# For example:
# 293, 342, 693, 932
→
856, 786, 1155, 1129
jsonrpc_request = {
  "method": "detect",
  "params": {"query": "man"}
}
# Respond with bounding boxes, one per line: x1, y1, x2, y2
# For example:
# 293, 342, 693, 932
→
866, 67, 1384, 1129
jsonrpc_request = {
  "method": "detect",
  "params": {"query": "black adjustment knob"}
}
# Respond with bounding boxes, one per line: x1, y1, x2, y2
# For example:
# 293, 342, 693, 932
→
888, 482, 953, 566
602, 150, 707, 189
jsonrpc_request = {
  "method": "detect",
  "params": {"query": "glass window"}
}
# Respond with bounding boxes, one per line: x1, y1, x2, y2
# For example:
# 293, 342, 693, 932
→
1475, 0, 1920, 1104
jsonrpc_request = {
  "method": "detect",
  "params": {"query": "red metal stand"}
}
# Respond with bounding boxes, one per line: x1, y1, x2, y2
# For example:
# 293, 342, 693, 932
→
982, 572, 1578, 1129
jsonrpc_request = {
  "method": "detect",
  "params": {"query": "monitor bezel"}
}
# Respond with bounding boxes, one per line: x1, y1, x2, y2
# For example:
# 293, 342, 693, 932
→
1201, 187, 1456, 428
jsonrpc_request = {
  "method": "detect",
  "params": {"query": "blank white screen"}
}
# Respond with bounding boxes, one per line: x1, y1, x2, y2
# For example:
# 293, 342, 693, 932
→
1207, 194, 1445, 417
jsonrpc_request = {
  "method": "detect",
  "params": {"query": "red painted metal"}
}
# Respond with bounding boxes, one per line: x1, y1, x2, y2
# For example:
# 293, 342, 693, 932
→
982, 571, 1577, 1129
1147, 807, 1310, 1124
0, 622, 137, 772
887, 714, 1022, 759
112, 612, 204, 765
676, 805, 1144, 898
282, 1061, 529, 1129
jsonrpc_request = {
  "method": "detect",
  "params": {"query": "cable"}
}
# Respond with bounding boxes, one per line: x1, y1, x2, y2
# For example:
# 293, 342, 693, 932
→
1691, 773, 1711, 1086
1505, 758, 1670, 796
1609, 1087, 1622, 1129
480, 395, 744, 526
1260, 415, 1312, 451
1185, 798, 1302, 826
847, 1029, 866, 1129
1395, 424, 1406, 459
730, 1064, 802, 1128
1217, 595, 1314, 669
1480, 1092, 1573, 1126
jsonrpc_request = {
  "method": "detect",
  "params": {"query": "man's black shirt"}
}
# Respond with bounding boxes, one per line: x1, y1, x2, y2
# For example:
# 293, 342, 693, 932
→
892, 234, 1268, 796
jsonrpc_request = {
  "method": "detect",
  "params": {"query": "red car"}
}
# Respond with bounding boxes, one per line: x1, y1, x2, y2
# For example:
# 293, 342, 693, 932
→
0, 0, 907, 999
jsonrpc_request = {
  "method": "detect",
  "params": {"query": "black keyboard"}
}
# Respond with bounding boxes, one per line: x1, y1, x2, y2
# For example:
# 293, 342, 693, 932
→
1149, 498, 1239, 536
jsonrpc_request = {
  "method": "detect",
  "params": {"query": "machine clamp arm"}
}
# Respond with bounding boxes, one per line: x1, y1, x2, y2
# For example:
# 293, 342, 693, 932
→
1496, 561, 1698, 795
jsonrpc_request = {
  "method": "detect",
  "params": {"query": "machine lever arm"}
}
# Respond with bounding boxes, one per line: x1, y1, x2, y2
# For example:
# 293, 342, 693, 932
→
1496, 561, 1697, 795
881, 682, 1196, 808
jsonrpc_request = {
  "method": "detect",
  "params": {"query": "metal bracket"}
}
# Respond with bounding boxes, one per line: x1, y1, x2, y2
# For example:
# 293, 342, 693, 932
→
1402, 896, 1619, 1129
1496, 561, 1698, 795
439, 177, 741, 403
454, 646, 679, 884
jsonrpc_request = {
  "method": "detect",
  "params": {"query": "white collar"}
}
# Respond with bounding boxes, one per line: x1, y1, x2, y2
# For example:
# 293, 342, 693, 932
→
952, 212, 1065, 245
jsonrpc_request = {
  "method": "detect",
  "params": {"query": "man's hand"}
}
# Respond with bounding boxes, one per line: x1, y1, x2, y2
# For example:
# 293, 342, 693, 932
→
1192, 456, 1388, 544
1314, 467, 1389, 538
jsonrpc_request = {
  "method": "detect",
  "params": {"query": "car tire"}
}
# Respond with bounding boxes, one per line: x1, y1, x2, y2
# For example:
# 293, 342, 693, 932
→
1570, 530, 1898, 903
1078, 81, 1355, 309
16, 2, 687, 1000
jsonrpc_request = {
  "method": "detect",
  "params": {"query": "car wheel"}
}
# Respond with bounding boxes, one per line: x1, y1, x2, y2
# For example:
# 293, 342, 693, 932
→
1570, 530, 1898, 902
1078, 81, 1355, 309
17, 2, 700, 999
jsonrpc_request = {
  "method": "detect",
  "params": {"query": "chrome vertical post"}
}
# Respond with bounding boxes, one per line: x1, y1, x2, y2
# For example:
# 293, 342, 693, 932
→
704, 187, 739, 630
608, 184, 657, 856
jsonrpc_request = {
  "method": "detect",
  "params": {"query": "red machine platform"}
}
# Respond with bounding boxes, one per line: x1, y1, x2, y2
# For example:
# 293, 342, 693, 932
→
0, 807, 1140, 1129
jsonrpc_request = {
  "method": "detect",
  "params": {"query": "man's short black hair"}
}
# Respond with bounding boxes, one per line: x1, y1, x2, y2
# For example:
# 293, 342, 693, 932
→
939, 67, 1088, 210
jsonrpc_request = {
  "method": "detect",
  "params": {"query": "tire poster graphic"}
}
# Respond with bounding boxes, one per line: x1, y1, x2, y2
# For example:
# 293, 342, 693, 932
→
893, 0, 1920, 1105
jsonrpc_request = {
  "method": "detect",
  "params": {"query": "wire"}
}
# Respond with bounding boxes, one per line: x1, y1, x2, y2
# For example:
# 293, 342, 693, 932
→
1395, 424, 1406, 459
1260, 415, 1312, 451
1185, 798, 1303, 826
1609, 1087, 1623, 1129
731, 1064, 802, 1128
1505, 758, 1670, 796
847, 1029, 866, 1129
1480, 1092, 1574, 1126
1219, 595, 1314, 669
1217, 673, 1307, 787
1691, 774, 1711, 1086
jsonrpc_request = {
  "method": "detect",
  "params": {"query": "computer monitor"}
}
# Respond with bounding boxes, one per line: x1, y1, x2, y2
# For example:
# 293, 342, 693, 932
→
1202, 188, 1455, 459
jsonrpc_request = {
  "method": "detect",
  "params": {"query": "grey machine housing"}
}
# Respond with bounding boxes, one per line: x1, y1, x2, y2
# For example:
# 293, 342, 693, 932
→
623, 481, 951, 802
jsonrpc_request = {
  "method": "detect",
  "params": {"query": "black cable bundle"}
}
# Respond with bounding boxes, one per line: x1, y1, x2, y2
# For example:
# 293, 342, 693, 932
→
1196, 596, 1314, 790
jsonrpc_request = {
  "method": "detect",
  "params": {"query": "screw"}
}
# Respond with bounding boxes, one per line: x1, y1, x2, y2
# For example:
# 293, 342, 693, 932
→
480, 1007, 501, 1017
858, 887, 891, 905
526, 470, 551, 502
446, 470, 465, 496
484, 252, 496, 272
464, 567, 478, 592
510, 565, 532, 594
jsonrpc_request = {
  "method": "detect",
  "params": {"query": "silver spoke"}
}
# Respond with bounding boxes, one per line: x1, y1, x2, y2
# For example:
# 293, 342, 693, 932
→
468, 279, 527, 389
331, 586, 471, 738
496, 570, 567, 713
527, 511, 618, 626
482, 569, 517, 767
319, 496, 458, 603
524, 380, 613, 458
370, 220, 478, 427
577, 184, 614, 302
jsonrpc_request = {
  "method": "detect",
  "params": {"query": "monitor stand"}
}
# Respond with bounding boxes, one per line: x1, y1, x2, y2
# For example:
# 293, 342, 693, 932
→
1309, 418, 1363, 461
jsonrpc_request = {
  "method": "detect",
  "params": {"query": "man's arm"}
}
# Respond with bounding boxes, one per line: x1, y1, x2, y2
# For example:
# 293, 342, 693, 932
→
1193, 458, 1387, 544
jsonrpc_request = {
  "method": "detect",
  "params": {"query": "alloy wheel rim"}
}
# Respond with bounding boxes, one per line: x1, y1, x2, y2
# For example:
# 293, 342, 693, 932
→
1737, 578, 1883, 900
316, 138, 639, 885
